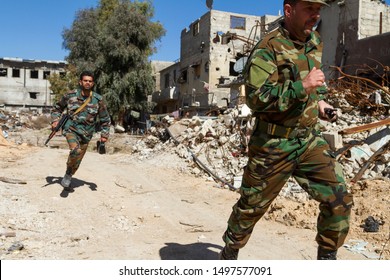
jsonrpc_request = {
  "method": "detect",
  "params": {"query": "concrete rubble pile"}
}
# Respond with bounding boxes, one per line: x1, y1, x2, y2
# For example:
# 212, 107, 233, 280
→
1, 89, 389, 192
134, 101, 390, 192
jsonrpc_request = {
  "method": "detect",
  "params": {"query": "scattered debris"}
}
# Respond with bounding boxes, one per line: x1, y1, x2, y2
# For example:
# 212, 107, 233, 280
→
7, 241, 24, 253
351, 140, 390, 183
343, 239, 380, 259
0, 177, 27, 185
362, 216, 381, 233
1, 81, 389, 259
0, 231, 16, 238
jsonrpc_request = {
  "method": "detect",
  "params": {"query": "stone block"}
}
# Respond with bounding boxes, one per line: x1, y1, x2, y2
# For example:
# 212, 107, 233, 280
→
323, 131, 343, 150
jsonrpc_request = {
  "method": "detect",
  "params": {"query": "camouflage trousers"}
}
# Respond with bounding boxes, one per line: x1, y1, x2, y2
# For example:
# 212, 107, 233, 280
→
65, 132, 89, 176
222, 131, 353, 251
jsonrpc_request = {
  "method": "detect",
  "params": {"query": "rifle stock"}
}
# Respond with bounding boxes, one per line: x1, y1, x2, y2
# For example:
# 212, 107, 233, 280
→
45, 114, 70, 146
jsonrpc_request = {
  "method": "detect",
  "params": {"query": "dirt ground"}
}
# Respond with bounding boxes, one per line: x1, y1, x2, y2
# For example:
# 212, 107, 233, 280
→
0, 130, 389, 261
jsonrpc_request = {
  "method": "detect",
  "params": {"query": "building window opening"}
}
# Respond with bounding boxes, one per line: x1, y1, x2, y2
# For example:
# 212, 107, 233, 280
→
164, 73, 170, 89
193, 64, 201, 80
229, 61, 239, 76
230, 16, 246, 30
60, 72, 66, 78
12, 68, 20, 78
0, 68, 8, 77
29, 92, 39, 99
179, 69, 188, 83
43, 71, 51, 79
30, 70, 39, 79
193, 21, 200, 36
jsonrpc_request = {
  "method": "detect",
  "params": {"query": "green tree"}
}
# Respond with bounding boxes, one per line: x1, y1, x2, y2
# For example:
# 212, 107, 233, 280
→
47, 64, 79, 103
62, 0, 165, 122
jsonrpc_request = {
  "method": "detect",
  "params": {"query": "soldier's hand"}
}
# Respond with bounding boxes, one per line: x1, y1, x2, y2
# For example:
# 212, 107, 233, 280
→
318, 101, 337, 122
51, 121, 58, 130
100, 137, 108, 143
302, 67, 325, 92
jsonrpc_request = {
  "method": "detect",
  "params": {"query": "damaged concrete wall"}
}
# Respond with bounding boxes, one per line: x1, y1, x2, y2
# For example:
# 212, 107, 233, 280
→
151, 61, 176, 93
178, 10, 280, 115
0, 58, 67, 109
152, 62, 181, 114
321, 0, 390, 79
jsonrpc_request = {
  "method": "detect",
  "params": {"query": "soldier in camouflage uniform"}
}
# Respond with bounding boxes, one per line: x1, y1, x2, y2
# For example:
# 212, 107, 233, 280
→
220, 0, 353, 260
51, 70, 111, 191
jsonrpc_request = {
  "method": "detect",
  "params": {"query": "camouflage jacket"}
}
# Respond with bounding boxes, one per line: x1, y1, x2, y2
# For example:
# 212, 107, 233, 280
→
244, 22, 327, 129
51, 89, 111, 142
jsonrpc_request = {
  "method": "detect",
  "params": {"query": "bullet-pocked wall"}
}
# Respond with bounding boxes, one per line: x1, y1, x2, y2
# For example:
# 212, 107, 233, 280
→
179, 10, 280, 114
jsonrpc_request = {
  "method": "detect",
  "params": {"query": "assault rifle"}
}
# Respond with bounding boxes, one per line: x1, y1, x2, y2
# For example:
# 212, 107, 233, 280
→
44, 114, 70, 146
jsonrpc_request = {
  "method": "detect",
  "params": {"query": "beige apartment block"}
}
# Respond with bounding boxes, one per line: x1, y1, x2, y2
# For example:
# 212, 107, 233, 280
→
0, 57, 66, 111
153, 9, 280, 116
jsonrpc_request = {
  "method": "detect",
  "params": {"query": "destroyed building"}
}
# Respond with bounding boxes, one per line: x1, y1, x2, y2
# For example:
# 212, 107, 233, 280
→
152, 0, 390, 116
151, 61, 181, 115
0, 57, 67, 111
320, 0, 390, 79
1, 0, 389, 115
151, 10, 281, 116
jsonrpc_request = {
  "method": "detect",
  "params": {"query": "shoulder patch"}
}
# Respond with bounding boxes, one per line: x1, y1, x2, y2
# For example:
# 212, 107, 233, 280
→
246, 56, 277, 89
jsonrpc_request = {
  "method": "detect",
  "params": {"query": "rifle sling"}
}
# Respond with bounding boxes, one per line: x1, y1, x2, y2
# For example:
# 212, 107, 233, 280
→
71, 91, 93, 117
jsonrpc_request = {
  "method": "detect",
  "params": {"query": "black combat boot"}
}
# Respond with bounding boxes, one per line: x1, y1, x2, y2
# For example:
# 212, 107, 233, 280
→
219, 246, 239, 260
317, 247, 337, 260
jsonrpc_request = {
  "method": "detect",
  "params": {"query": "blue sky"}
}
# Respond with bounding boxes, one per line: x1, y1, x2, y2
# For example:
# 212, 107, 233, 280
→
0, 0, 388, 62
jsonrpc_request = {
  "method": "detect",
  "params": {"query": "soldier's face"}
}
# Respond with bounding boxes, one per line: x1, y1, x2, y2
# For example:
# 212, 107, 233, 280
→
285, 1, 322, 41
79, 75, 94, 90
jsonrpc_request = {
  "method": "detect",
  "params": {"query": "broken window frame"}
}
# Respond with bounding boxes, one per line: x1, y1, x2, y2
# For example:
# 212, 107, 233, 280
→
192, 20, 200, 36
29, 92, 39, 99
0, 68, 8, 77
230, 15, 246, 30
43, 70, 51, 79
179, 69, 188, 84
164, 73, 170, 89
12, 68, 20, 78
229, 61, 239, 76
193, 64, 201, 80
30, 70, 39, 79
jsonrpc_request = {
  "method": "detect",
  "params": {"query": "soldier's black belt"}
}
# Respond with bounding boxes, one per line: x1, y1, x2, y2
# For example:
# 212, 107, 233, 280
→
255, 119, 313, 139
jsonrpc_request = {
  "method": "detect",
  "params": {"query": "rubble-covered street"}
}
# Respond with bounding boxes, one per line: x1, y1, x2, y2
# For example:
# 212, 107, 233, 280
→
0, 85, 389, 260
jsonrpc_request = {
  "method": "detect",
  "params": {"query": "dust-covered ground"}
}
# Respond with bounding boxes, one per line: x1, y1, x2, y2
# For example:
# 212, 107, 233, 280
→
0, 128, 389, 261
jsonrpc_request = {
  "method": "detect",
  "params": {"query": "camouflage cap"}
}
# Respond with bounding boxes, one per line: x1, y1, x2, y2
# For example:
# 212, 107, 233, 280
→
302, 0, 329, 6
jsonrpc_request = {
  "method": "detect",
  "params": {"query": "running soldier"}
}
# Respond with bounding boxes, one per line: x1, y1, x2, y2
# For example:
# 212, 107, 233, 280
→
220, 0, 353, 260
50, 70, 111, 191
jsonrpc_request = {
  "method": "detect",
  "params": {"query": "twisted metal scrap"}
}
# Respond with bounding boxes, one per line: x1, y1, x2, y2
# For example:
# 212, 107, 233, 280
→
332, 66, 390, 105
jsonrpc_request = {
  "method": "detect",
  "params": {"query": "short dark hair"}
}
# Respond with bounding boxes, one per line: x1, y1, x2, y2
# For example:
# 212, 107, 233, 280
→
284, 0, 299, 5
79, 70, 94, 81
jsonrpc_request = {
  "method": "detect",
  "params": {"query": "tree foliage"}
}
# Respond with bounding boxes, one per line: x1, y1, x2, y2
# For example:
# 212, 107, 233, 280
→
47, 64, 79, 103
62, 0, 165, 120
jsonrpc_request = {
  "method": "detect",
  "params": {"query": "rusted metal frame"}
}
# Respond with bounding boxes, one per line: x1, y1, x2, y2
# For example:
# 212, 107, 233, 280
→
339, 118, 390, 135
351, 139, 390, 183
332, 66, 390, 104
